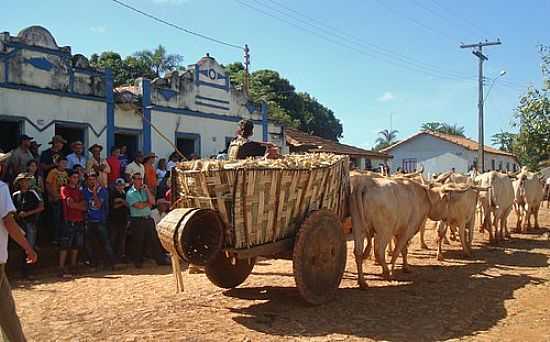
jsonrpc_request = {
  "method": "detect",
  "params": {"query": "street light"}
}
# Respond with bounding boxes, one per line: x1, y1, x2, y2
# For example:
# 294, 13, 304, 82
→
484, 70, 506, 102
476, 70, 506, 172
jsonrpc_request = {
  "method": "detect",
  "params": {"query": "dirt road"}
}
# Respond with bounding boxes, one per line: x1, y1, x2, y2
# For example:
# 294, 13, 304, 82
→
11, 208, 550, 341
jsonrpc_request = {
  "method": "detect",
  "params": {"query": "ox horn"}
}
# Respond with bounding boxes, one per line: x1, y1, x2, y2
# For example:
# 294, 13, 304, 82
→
401, 165, 424, 178
435, 171, 452, 183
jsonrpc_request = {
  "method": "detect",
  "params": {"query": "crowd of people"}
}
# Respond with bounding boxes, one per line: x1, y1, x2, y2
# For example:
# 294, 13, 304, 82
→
0, 134, 181, 279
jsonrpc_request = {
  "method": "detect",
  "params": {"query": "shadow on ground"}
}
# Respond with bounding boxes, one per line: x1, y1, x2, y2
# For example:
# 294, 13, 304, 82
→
224, 233, 549, 341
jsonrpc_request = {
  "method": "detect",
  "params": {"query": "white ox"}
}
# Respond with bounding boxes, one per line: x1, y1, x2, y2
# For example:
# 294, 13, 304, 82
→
349, 173, 448, 288
512, 170, 544, 231
433, 183, 483, 261
476, 171, 515, 242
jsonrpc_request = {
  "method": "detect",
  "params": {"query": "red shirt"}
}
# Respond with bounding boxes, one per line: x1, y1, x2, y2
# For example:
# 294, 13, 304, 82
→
165, 189, 171, 202
106, 156, 121, 184
61, 185, 85, 222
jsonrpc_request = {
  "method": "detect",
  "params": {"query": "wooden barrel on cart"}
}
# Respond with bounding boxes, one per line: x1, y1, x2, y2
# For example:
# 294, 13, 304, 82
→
157, 208, 225, 266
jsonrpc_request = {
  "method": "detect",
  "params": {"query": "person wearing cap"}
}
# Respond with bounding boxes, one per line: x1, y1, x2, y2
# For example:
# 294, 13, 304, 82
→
39, 135, 66, 176
86, 144, 111, 188
66, 141, 87, 170
0, 152, 38, 342
109, 178, 129, 262
228, 119, 279, 161
59, 170, 87, 277
125, 151, 145, 181
126, 172, 169, 268
12, 173, 44, 279
6, 134, 35, 179
143, 152, 158, 195
106, 146, 122, 186
46, 156, 68, 244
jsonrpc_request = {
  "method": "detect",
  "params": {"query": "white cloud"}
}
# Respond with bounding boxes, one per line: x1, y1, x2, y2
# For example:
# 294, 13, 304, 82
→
152, 0, 190, 4
90, 25, 107, 33
377, 92, 395, 102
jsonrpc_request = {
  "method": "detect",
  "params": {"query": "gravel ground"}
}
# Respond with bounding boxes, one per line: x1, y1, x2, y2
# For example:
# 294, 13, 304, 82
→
10, 207, 550, 341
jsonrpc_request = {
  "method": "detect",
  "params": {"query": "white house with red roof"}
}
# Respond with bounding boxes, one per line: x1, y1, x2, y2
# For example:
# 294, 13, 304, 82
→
381, 130, 519, 175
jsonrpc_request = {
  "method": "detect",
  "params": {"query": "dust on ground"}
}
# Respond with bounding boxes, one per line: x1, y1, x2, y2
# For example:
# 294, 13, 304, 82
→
11, 207, 550, 341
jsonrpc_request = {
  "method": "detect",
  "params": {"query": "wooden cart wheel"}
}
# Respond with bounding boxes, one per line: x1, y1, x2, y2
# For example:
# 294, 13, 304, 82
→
293, 210, 347, 305
205, 252, 256, 289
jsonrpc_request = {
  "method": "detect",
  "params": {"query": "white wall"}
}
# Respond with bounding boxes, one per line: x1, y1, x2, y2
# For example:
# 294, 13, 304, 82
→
0, 87, 107, 156
386, 134, 469, 175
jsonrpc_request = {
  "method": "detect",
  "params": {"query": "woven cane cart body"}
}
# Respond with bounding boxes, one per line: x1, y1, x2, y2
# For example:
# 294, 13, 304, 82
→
157, 154, 350, 304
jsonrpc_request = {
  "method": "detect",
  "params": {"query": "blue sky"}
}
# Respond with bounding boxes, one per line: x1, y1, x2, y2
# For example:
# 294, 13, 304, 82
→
3, 0, 548, 149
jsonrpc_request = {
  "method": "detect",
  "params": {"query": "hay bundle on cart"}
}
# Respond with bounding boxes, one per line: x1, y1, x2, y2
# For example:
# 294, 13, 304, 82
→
157, 153, 350, 304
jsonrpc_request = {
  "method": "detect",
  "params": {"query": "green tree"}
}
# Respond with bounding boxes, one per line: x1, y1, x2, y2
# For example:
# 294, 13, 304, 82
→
226, 64, 343, 140
512, 87, 549, 169
89, 51, 130, 86
421, 122, 465, 137
90, 46, 183, 87
491, 131, 516, 153
133, 45, 184, 78
374, 129, 399, 151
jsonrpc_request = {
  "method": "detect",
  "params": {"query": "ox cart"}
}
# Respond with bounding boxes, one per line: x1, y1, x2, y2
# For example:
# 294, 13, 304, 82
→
157, 154, 350, 304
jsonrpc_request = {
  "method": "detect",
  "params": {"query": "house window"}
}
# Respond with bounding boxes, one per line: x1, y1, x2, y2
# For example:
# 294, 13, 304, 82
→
402, 158, 417, 173
498, 161, 503, 171
513, 163, 517, 172
506, 162, 510, 171
491, 159, 496, 171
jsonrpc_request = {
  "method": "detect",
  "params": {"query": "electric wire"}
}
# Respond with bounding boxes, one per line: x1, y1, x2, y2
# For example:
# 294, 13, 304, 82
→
235, 0, 475, 81
261, 0, 475, 81
111, 0, 243, 50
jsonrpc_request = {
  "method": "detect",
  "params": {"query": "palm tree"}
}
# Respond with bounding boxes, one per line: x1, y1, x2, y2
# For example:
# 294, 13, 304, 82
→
374, 129, 399, 150
439, 123, 465, 137
420, 122, 465, 137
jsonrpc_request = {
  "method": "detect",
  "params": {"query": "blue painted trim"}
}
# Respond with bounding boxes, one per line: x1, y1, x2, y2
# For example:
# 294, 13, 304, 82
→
73, 67, 104, 77
142, 79, 152, 154
0, 114, 106, 139
194, 64, 200, 85
23, 57, 55, 71
261, 102, 268, 142
152, 105, 263, 125
5, 42, 70, 58
0, 83, 106, 102
197, 80, 229, 91
158, 88, 177, 101
195, 100, 230, 111
105, 69, 115, 153
0, 50, 18, 61
195, 95, 230, 104
175, 132, 201, 157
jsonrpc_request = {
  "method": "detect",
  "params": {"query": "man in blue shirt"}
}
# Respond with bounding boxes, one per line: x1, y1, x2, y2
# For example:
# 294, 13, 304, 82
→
82, 173, 115, 269
126, 172, 169, 268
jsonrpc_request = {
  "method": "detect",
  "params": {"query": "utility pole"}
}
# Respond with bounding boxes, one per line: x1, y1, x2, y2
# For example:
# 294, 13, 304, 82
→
460, 40, 501, 172
243, 44, 250, 94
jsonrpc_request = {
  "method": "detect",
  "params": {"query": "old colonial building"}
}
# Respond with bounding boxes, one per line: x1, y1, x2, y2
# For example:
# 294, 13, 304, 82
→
0, 26, 285, 160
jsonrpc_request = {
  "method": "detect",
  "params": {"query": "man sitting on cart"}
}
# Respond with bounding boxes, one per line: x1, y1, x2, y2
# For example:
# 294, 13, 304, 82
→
228, 119, 279, 160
